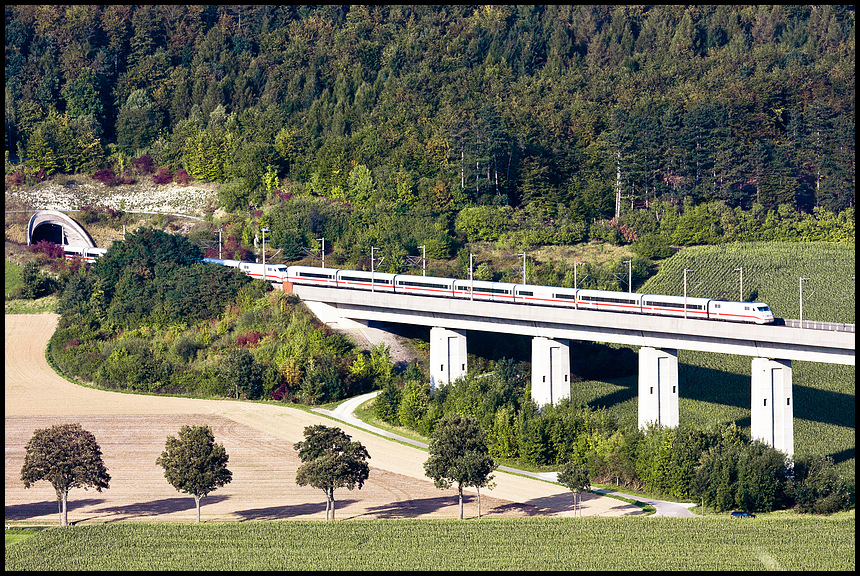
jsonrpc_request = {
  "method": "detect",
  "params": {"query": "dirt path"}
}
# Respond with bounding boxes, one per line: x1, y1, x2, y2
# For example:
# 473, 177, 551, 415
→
5, 314, 640, 524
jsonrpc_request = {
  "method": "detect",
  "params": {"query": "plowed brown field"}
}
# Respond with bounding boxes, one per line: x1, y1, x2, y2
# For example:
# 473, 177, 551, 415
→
5, 314, 639, 524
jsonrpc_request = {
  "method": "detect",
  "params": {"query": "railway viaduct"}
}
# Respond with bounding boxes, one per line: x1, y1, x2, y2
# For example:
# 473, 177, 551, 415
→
290, 284, 854, 458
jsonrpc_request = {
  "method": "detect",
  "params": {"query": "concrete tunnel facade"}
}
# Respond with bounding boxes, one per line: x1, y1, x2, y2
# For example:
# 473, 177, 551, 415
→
27, 210, 97, 248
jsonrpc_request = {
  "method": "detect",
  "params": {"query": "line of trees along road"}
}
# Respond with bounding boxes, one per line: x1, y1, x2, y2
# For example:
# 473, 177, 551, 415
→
20, 421, 499, 523
20, 416, 851, 526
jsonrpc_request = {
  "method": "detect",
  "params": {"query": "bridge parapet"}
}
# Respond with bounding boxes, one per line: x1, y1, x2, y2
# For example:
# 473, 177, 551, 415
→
292, 285, 855, 366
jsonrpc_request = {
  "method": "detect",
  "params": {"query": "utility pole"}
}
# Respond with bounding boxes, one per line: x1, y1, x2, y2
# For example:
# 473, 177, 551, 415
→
261, 227, 269, 283
615, 150, 622, 220
623, 259, 632, 292
469, 254, 475, 301
733, 268, 743, 301
517, 252, 527, 285
418, 245, 426, 276
573, 260, 584, 310
371, 247, 377, 293
684, 269, 693, 319
799, 277, 809, 328
216, 228, 223, 259
316, 237, 325, 269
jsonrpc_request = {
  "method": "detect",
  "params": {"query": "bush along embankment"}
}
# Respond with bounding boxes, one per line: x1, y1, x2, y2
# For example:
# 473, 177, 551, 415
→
373, 361, 854, 515
47, 227, 399, 404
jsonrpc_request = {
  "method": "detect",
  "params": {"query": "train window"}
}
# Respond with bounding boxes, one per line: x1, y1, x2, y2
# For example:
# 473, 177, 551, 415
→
341, 275, 390, 284
650, 301, 682, 309
299, 271, 334, 279
399, 280, 450, 290
519, 290, 534, 297
477, 286, 510, 295
613, 297, 635, 304
713, 303, 721, 309
553, 293, 576, 300
650, 301, 702, 310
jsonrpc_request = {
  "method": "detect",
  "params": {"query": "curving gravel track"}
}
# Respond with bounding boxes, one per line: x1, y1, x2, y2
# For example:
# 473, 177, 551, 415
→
5, 314, 642, 524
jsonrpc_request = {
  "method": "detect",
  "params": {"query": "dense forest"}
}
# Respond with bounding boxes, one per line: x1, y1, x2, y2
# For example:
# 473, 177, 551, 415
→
5, 5, 855, 222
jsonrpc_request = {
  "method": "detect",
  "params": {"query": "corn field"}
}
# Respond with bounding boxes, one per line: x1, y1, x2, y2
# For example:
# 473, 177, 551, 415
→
577, 241, 855, 478
639, 241, 855, 324
5, 517, 854, 570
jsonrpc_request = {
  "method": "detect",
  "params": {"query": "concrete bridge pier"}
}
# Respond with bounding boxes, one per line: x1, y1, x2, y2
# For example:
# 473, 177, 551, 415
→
531, 337, 571, 407
750, 358, 794, 457
638, 347, 679, 429
430, 327, 467, 390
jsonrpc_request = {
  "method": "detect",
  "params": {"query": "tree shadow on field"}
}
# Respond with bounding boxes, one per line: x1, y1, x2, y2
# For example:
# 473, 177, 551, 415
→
348, 495, 463, 519
235, 499, 357, 521
95, 495, 229, 520
828, 447, 855, 466
519, 491, 620, 516
5, 498, 105, 521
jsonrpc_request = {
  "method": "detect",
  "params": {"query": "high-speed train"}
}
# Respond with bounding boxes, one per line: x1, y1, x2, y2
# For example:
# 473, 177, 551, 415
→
203, 258, 775, 325
63, 245, 108, 264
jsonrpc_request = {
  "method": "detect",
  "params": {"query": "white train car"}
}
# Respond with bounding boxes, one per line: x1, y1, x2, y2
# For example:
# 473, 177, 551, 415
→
708, 300, 774, 324
203, 257, 241, 268
453, 279, 518, 302
285, 265, 338, 287
239, 261, 289, 282
513, 284, 578, 307
393, 274, 456, 297
642, 294, 711, 320
335, 269, 396, 292
578, 289, 644, 314
63, 245, 107, 264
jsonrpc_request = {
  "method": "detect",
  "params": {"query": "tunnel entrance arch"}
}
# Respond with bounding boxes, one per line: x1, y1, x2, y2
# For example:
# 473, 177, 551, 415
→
27, 210, 97, 247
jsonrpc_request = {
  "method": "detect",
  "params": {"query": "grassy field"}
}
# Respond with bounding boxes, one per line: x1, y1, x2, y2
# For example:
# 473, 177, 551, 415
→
5, 258, 23, 298
571, 241, 855, 477
5, 516, 854, 570
4, 259, 58, 314
638, 241, 855, 324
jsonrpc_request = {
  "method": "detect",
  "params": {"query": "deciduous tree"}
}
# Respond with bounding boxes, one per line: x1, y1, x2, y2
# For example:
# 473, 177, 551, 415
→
156, 425, 232, 523
557, 461, 590, 517
21, 423, 111, 526
424, 413, 496, 519
294, 425, 371, 521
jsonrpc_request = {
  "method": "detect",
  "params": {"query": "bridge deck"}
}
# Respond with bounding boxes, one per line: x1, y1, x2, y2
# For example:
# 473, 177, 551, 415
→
291, 285, 854, 366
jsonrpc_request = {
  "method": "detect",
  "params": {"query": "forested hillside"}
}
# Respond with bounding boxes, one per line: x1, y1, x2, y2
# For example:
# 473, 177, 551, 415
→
5, 5, 855, 221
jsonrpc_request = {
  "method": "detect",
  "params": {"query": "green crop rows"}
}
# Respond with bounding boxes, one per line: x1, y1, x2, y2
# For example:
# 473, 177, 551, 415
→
5, 517, 855, 571
572, 242, 855, 477
639, 241, 855, 324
